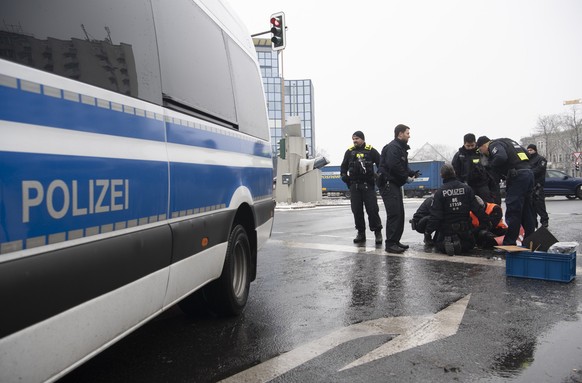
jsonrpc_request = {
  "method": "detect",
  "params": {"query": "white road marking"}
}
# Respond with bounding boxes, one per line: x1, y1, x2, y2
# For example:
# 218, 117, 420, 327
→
339, 294, 471, 370
268, 239, 582, 274
219, 295, 471, 382
268, 239, 506, 267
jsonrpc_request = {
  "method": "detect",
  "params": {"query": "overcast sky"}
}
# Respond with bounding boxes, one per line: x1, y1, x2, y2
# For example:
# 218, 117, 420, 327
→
226, 0, 582, 164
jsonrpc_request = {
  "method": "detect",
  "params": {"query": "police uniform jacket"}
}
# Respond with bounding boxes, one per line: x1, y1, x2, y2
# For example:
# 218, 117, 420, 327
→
451, 146, 489, 187
528, 152, 547, 186
412, 196, 433, 224
340, 143, 380, 186
378, 138, 414, 187
487, 138, 530, 180
426, 178, 488, 235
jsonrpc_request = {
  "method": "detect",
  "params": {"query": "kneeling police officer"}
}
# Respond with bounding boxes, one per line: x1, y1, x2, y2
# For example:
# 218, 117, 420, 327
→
425, 163, 489, 256
340, 131, 383, 244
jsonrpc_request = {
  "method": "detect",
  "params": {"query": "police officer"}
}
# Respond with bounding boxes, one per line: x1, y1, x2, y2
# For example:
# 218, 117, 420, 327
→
410, 195, 435, 246
476, 136, 535, 245
340, 131, 383, 244
425, 163, 489, 256
451, 133, 494, 203
377, 124, 419, 253
527, 144, 549, 228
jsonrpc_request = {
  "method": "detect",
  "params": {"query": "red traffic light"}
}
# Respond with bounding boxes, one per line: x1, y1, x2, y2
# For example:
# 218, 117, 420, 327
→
269, 12, 286, 51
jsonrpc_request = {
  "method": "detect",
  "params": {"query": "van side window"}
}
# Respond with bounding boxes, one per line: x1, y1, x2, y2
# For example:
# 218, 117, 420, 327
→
0, 0, 162, 104
227, 38, 270, 141
152, 0, 237, 126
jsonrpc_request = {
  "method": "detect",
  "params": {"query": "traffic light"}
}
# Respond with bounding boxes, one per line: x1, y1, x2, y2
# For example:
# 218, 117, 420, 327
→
270, 12, 286, 51
576, 163, 580, 171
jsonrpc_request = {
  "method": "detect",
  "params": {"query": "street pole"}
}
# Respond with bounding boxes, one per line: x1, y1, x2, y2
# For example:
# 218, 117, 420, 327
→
280, 49, 285, 130
563, 98, 581, 176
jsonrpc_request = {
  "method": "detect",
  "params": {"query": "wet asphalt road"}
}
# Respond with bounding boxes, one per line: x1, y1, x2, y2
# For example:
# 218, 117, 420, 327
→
59, 197, 582, 383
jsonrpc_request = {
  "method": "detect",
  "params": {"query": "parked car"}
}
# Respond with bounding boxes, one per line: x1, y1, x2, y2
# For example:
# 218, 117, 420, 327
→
544, 169, 582, 199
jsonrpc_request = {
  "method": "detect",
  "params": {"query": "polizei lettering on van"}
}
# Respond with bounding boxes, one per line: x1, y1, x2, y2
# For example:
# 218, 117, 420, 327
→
22, 179, 129, 223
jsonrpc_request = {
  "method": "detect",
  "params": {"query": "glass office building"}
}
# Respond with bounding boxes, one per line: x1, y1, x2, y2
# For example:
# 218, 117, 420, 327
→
253, 38, 315, 158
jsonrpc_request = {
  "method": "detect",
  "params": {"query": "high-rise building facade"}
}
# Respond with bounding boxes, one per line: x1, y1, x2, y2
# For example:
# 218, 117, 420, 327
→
253, 38, 315, 158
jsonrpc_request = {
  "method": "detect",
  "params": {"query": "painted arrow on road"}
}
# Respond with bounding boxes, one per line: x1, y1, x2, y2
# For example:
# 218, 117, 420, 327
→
220, 294, 471, 383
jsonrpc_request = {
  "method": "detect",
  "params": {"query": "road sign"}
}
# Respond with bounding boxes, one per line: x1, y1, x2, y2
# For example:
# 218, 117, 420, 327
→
574, 152, 581, 160
563, 99, 581, 105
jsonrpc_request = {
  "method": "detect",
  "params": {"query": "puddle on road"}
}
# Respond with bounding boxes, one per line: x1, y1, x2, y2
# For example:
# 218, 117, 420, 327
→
488, 315, 582, 382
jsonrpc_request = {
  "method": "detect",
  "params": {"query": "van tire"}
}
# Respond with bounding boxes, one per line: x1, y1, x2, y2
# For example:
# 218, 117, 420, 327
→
206, 224, 251, 316
178, 224, 251, 317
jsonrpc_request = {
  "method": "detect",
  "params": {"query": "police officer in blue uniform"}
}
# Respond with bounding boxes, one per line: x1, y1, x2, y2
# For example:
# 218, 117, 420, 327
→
410, 195, 435, 245
476, 136, 535, 245
451, 133, 494, 203
425, 163, 489, 255
377, 124, 419, 253
340, 131, 383, 244
527, 144, 549, 228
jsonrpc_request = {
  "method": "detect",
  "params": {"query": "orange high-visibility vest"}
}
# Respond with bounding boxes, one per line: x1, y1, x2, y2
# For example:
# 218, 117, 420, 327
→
470, 203, 508, 229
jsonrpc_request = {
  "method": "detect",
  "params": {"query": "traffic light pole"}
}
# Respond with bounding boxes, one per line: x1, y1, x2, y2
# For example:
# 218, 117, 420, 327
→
250, 30, 271, 37
280, 49, 285, 130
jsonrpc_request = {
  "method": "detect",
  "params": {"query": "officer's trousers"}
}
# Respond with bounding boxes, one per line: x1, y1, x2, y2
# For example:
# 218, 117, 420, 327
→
503, 169, 535, 245
350, 183, 382, 233
533, 186, 549, 226
380, 183, 405, 245
471, 183, 494, 204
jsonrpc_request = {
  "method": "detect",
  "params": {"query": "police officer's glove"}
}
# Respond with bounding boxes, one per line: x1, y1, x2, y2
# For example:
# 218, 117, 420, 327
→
412, 170, 421, 178
409, 219, 417, 231
341, 175, 349, 184
507, 168, 518, 179
376, 173, 387, 189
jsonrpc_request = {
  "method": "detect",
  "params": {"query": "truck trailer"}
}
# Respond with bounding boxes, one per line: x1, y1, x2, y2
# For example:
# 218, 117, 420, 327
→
403, 160, 444, 198
321, 165, 350, 197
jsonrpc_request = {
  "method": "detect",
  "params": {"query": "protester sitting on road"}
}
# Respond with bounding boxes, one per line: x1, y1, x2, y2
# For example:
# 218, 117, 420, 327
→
469, 201, 508, 249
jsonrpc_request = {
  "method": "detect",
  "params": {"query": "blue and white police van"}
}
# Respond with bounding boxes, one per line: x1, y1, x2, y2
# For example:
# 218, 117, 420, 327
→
0, 1, 275, 381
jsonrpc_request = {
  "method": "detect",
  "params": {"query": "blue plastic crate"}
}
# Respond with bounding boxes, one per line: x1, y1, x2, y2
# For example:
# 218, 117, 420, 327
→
505, 251, 576, 283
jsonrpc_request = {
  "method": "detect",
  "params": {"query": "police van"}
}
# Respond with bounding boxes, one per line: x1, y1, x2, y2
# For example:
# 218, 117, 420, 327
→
0, 1, 274, 381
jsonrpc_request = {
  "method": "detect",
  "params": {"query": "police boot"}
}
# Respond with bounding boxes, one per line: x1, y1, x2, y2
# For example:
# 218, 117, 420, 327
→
353, 231, 366, 243
452, 235, 462, 255
374, 230, 383, 245
444, 236, 455, 256
424, 232, 434, 247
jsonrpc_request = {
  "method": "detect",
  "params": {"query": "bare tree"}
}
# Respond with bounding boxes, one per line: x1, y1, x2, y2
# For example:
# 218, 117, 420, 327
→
534, 114, 562, 157
562, 106, 582, 156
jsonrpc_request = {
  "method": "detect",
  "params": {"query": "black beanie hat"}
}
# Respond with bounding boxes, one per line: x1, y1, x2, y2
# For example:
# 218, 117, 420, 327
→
527, 144, 537, 151
476, 136, 490, 148
352, 131, 365, 140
